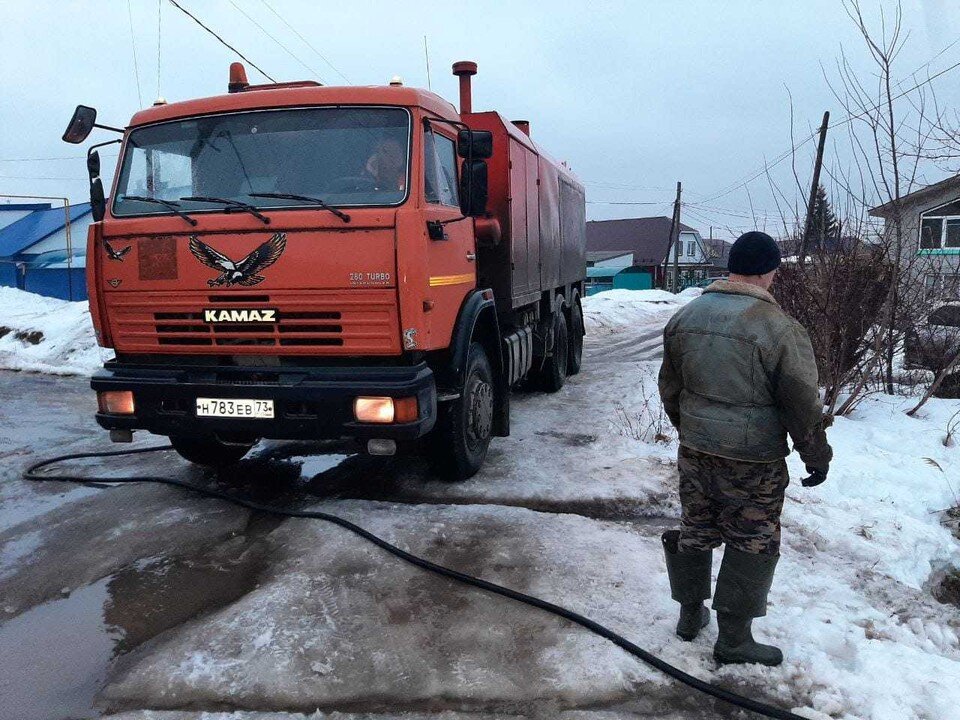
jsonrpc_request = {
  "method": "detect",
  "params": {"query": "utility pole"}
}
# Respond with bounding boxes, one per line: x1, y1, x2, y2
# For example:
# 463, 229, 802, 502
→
798, 111, 830, 265
661, 181, 682, 291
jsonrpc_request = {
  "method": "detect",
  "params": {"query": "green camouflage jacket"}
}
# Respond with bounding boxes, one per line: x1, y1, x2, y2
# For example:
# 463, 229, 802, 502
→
658, 280, 832, 469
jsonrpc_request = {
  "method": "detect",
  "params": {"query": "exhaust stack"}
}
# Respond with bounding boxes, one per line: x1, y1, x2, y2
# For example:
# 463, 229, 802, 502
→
452, 60, 477, 115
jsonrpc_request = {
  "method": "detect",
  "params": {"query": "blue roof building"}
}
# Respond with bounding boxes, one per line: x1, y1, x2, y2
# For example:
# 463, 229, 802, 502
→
0, 201, 93, 300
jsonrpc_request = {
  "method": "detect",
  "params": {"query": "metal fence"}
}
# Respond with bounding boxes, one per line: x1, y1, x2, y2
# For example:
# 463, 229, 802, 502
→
0, 260, 86, 301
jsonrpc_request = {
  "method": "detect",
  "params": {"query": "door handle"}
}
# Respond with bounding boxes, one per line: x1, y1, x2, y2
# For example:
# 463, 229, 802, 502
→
466, 252, 476, 262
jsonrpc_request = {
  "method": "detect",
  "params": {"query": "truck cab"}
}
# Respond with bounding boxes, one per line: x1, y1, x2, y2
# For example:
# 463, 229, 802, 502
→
65, 61, 586, 479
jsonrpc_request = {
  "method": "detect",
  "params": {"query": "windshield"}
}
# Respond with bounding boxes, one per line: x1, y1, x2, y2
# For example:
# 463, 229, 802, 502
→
112, 107, 411, 217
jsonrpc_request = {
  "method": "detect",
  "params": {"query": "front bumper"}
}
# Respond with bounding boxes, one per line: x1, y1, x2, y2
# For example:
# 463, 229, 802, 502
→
91, 360, 437, 441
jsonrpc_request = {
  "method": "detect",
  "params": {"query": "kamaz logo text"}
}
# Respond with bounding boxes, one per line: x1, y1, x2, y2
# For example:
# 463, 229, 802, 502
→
203, 308, 278, 323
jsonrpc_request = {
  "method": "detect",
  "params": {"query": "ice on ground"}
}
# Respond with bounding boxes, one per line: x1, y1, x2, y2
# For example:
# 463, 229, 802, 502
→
103, 711, 701, 719
100, 288, 960, 720
0, 287, 105, 375
3, 277, 958, 719
100, 501, 704, 712
0, 482, 249, 622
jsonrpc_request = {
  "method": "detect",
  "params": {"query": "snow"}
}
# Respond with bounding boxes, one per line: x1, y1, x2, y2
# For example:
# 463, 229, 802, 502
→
0, 287, 105, 375
2, 286, 958, 720
581, 288, 692, 336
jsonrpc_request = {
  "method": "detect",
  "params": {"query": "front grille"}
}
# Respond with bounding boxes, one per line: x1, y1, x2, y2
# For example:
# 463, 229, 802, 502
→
151, 306, 344, 347
107, 290, 400, 355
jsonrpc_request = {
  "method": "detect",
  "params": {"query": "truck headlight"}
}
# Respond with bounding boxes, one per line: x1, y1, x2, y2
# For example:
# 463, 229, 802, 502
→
353, 396, 418, 424
98, 390, 135, 415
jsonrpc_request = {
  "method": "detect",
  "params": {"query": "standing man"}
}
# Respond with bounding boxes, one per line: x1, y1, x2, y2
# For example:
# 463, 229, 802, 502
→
657, 231, 832, 666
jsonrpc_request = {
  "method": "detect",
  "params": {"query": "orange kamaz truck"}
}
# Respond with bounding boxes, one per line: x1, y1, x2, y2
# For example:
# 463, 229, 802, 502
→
63, 61, 586, 479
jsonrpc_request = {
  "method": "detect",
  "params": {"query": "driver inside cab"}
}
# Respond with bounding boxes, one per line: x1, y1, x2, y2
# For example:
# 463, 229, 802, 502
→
363, 138, 406, 193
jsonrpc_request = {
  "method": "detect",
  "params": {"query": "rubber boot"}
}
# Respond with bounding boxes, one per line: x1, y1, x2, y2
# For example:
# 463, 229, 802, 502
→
661, 530, 712, 641
712, 546, 783, 666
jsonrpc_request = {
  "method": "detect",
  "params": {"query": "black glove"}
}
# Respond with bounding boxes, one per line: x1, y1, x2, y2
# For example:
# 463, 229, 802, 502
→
801, 466, 828, 487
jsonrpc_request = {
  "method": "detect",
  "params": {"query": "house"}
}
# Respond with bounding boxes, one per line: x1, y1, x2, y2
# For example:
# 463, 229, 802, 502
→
586, 217, 715, 291
586, 251, 634, 269
869, 176, 960, 301
0, 201, 92, 300
703, 237, 733, 278
0, 203, 50, 231
584, 251, 652, 295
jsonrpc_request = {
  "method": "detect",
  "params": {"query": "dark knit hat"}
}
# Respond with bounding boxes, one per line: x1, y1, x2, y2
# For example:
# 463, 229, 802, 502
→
727, 231, 781, 275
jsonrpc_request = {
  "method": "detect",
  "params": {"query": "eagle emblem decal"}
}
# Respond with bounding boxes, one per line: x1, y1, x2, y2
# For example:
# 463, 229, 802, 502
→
103, 239, 131, 262
188, 233, 287, 287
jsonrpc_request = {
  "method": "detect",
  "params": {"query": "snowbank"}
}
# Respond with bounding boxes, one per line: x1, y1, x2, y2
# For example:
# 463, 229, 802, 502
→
582, 288, 694, 336
0, 287, 104, 375
580, 288, 960, 719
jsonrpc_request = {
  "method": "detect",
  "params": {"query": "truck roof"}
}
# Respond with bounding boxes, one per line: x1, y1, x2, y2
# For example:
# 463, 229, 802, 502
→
128, 85, 459, 127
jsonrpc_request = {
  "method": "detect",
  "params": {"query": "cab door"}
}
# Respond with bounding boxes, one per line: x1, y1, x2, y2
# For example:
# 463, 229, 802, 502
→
422, 124, 476, 348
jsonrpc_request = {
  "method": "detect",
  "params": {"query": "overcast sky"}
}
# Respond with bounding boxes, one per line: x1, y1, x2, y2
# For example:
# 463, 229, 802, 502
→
2, 0, 959, 238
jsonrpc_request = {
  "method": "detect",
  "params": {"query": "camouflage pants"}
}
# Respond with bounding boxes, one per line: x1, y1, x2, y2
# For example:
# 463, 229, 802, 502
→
677, 445, 789, 555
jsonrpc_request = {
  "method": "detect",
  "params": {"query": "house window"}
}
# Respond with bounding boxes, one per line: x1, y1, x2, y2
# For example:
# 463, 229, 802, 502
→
947, 220, 960, 248
675, 239, 682, 257
918, 199, 960, 250
687, 241, 696, 256
920, 218, 943, 249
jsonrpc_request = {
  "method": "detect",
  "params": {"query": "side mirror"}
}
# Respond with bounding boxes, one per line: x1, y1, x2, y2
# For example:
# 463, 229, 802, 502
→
87, 150, 100, 181
63, 105, 98, 144
90, 178, 106, 222
459, 159, 488, 217
457, 129, 493, 159
87, 149, 105, 221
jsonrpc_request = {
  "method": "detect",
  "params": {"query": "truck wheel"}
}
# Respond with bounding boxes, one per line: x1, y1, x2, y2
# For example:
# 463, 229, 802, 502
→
535, 311, 568, 392
567, 298, 584, 376
432, 342, 494, 480
170, 435, 254, 467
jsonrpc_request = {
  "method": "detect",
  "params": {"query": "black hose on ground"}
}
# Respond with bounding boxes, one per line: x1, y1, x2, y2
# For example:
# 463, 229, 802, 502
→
24, 446, 811, 720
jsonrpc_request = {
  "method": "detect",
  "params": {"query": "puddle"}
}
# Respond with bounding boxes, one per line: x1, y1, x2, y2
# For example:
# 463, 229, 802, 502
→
104, 546, 267, 655
293, 453, 352, 478
0, 577, 119, 720
0, 530, 268, 720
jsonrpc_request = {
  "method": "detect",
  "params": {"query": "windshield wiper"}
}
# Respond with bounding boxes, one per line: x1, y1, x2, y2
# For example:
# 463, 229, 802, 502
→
180, 196, 270, 225
248, 192, 351, 223
120, 195, 198, 226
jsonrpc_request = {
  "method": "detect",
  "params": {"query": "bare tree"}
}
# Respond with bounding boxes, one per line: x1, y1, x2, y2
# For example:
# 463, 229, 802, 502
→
824, 0, 947, 397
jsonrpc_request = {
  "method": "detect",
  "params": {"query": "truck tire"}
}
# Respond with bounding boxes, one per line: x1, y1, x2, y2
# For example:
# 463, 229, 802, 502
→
432, 342, 494, 480
567, 297, 584, 376
170, 435, 254, 467
535, 311, 568, 392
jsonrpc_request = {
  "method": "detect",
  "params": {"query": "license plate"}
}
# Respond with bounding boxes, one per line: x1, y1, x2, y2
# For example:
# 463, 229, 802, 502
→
195, 397, 274, 419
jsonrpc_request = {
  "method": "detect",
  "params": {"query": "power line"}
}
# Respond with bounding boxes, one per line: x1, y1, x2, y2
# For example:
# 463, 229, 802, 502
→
697, 51, 960, 206
0, 175, 87, 181
0, 154, 119, 163
583, 180, 687, 193
228, 0, 325, 82
0, 155, 86, 162
258, 0, 351, 84
586, 200, 668, 206
128, 0, 144, 107
166, 0, 276, 82
684, 201, 786, 220
828, 55, 960, 133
